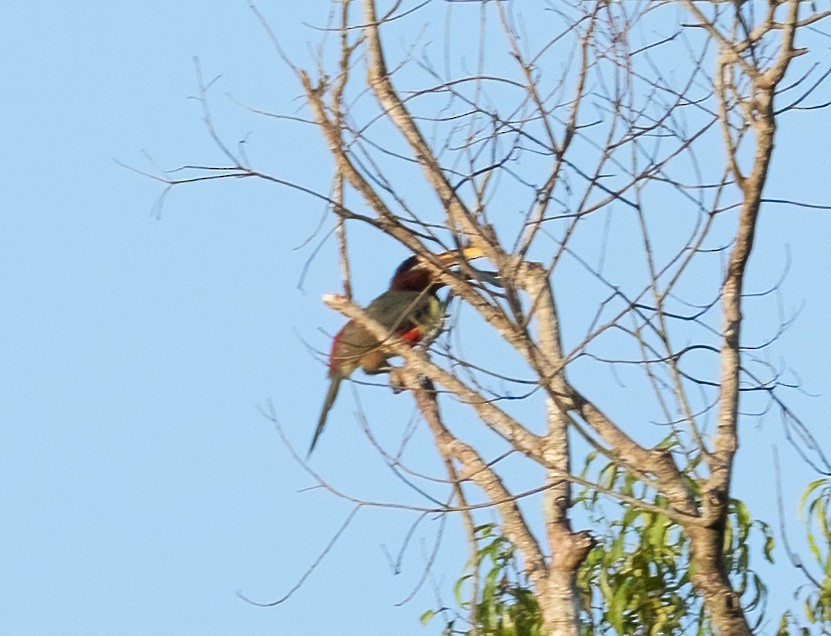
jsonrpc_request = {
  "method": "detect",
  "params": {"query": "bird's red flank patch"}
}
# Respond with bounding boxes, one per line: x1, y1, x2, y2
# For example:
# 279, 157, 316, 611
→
400, 327, 424, 346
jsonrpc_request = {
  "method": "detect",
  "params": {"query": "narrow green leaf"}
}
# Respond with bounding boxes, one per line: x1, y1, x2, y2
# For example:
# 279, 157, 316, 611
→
419, 609, 436, 626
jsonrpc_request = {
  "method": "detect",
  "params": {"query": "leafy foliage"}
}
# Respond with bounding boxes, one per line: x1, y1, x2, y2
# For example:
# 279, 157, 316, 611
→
423, 524, 542, 636
797, 478, 831, 628
575, 453, 773, 635
774, 477, 831, 635
426, 453, 777, 635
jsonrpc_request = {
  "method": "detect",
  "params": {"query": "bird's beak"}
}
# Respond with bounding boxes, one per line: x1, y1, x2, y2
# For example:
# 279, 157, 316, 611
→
434, 245, 484, 267
433, 246, 502, 288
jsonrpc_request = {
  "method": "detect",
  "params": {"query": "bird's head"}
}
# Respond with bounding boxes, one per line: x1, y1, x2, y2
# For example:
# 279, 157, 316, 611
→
388, 246, 487, 292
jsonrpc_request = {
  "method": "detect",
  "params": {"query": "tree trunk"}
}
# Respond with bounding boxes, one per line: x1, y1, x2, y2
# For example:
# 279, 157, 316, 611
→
687, 524, 752, 635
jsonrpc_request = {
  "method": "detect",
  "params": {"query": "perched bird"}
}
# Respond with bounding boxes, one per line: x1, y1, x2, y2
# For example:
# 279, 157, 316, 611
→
308, 247, 483, 456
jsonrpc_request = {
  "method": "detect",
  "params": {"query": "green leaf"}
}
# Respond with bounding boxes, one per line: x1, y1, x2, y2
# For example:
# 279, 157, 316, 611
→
419, 609, 436, 626
800, 479, 827, 515
454, 574, 472, 606
808, 533, 823, 566
763, 527, 775, 563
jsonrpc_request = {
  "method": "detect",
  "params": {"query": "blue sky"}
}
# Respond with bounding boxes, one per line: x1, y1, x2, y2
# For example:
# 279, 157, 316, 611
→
2, 2, 830, 635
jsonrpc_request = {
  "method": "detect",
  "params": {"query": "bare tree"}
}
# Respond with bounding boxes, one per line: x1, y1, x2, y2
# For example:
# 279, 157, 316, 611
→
137, 1, 831, 633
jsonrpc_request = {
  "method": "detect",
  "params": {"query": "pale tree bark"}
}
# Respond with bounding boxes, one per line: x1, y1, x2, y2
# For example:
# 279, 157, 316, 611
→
679, 2, 808, 632
292, 1, 826, 632
146, 0, 831, 632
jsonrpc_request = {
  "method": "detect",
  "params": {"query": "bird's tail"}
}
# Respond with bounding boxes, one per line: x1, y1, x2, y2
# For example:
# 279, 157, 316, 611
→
308, 374, 343, 457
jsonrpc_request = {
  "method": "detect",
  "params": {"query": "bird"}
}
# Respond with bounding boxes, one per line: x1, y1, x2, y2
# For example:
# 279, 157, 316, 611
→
308, 246, 484, 456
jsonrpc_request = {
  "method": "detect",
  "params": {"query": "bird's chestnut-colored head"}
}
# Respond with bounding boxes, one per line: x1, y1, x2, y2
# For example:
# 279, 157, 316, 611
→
388, 247, 483, 292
